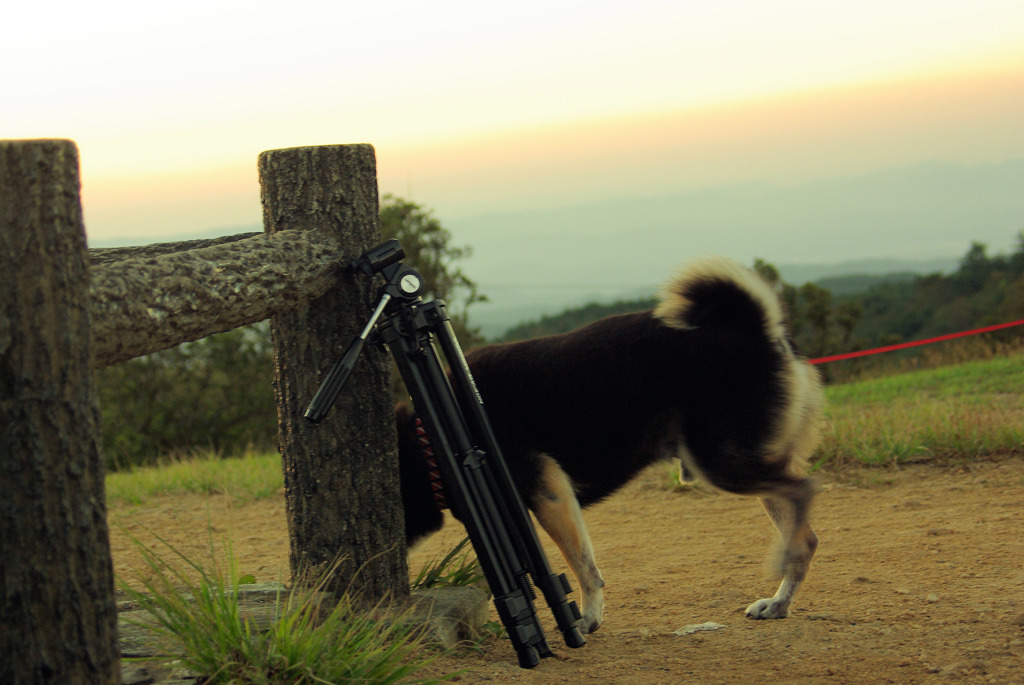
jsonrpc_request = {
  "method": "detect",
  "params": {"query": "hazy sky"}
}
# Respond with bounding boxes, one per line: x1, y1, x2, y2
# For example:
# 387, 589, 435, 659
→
5, 1, 1023, 252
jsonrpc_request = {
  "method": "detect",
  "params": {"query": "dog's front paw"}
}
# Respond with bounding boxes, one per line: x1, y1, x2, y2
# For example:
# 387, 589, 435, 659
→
579, 590, 604, 633
745, 598, 790, 620
579, 605, 603, 634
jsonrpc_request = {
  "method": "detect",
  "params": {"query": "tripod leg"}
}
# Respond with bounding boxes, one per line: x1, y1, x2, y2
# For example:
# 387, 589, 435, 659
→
380, 313, 550, 667
425, 305, 585, 648
531, 456, 605, 634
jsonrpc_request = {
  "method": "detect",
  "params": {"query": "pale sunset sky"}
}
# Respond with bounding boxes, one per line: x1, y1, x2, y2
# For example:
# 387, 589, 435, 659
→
4, 1, 1023, 296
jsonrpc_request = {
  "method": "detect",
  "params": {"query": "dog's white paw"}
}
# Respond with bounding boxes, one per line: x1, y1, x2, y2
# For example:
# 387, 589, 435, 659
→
579, 591, 604, 633
579, 606, 603, 634
745, 598, 790, 620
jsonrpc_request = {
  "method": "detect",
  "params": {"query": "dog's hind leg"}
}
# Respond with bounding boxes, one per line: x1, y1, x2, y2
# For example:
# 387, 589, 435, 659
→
530, 455, 606, 634
745, 477, 818, 619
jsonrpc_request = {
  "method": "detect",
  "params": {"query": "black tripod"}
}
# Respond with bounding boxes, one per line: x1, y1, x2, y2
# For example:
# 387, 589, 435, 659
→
304, 240, 586, 668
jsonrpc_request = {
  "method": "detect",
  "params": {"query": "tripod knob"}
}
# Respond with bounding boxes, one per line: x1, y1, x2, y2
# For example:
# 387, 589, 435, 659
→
399, 273, 422, 295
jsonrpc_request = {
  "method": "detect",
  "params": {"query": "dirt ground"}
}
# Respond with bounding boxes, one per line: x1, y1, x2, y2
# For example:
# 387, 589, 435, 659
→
108, 457, 1024, 684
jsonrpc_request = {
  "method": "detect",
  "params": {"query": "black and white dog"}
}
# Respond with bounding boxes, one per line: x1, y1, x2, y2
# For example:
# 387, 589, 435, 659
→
396, 256, 824, 634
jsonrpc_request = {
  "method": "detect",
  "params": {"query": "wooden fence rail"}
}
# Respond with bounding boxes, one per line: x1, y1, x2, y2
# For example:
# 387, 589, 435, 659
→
0, 139, 406, 684
89, 228, 343, 368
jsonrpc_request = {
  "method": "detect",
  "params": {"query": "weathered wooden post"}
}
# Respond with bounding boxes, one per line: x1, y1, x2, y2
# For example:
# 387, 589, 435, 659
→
259, 144, 408, 599
0, 140, 120, 683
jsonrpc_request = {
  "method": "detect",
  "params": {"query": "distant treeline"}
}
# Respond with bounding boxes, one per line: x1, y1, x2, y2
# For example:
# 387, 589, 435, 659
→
499, 234, 1024, 369
847, 238, 1024, 348
500, 299, 657, 342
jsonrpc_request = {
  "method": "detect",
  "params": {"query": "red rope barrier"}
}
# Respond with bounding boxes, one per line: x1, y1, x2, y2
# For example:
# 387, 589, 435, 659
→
810, 319, 1024, 365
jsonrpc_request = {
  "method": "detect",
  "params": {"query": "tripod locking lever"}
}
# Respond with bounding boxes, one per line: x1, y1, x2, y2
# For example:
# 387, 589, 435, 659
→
304, 292, 392, 424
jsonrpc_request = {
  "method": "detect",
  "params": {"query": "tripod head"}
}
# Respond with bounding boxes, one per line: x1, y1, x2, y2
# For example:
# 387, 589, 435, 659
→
303, 239, 424, 423
351, 238, 405, 277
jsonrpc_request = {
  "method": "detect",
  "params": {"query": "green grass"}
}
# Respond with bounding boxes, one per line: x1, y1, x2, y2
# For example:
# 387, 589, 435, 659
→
106, 450, 282, 506
410, 538, 485, 591
121, 535, 453, 684
818, 352, 1024, 466
103, 351, 1024, 502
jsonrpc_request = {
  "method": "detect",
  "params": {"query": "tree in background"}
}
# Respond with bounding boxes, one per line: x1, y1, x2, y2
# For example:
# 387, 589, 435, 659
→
852, 233, 1024, 346
795, 282, 834, 359
379, 194, 486, 347
955, 241, 993, 294
98, 196, 483, 469
97, 326, 276, 470
755, 258, 863, 360
833, 299, 865, 352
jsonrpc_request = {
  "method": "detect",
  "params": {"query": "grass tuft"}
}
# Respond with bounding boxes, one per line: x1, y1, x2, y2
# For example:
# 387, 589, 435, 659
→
410, 538, 485, 590
121, 532, 452, 684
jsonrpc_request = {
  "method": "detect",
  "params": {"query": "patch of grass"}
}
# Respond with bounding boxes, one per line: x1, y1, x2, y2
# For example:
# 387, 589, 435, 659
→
819, 351, 1024, 467
664, 461, 713, 494
827, 335, 1024, 385
411, 538, 485, 590
121, 534, 452, 684
106, 450, 282, 506
827, 353, 1024, 405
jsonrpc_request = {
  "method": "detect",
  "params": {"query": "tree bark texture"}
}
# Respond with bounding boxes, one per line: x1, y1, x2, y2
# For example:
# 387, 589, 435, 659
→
0, 140, 120, 684
259, 144, 408, 599
89, 229, 343, 368
88, 231, 260, 267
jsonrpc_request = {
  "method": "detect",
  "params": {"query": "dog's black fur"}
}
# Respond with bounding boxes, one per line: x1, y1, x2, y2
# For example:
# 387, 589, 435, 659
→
396, 256, 824, 633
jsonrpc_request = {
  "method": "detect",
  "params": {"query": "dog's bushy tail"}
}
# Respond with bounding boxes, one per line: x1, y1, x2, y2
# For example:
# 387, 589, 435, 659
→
653, 256, 785, 336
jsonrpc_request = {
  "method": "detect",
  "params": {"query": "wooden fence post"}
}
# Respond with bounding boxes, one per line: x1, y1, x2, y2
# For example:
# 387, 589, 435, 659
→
0, 140, 120, 683
259, 144, 409, 600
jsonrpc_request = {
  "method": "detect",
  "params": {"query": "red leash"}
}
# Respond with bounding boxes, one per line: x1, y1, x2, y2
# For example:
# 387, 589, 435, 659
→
810, 319, 1024, 365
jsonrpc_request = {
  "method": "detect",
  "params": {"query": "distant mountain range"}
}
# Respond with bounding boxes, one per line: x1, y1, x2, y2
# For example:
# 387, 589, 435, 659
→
778, 257, 958, 291
448, 158, 1020, 337
90, 158, 1021, 339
